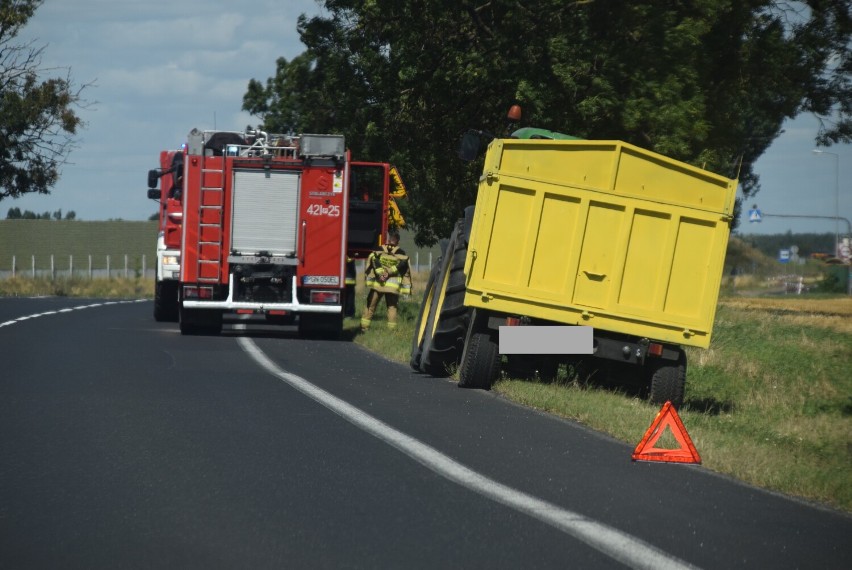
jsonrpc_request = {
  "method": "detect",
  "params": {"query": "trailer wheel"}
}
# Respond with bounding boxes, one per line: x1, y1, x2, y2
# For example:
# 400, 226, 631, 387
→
154, 281, 179, 322
648, 348, 686, 409
458, 310, 500, 389
409, 259, 441, 371
419, 220, 472, 377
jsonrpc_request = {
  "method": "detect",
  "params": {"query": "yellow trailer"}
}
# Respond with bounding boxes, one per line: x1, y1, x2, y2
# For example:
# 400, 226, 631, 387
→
410, 130, 738, 408
465, 138, 736, 349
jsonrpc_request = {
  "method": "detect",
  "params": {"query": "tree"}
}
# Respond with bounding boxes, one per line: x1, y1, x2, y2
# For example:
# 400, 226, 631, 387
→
0, 0, 89, 201
244, 0, 851, 244
6, 206, 21, 218
64, 209, 75, 220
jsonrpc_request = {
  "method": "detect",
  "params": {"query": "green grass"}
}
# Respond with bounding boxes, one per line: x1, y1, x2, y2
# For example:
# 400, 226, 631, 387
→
3, 272, 850, 513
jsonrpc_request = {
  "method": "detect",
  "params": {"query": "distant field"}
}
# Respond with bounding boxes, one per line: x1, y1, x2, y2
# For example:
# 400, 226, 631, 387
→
0, 220, 439, 275
0, 220, 158, 273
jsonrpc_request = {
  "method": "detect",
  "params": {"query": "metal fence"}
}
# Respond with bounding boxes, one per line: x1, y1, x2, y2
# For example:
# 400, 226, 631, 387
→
0, 254, 156, 280
0, 252, 435, 280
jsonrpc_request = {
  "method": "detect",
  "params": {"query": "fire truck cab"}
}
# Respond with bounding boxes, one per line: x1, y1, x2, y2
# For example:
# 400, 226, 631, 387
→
175, 127, 402, 338
147, 150, 185, 322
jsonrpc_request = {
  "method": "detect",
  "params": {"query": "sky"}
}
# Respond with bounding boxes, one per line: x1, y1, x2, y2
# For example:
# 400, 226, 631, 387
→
7, 0, 851, 240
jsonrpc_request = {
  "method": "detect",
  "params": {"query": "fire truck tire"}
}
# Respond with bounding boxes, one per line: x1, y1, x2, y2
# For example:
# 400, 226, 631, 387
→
179, 307, 222, 336
153, 281, 179, 322
409, 259, 441, 371
458, 312, 500, 390
298, 313, 343, 339
419, 220, 471, 377
647, 348, 686, 409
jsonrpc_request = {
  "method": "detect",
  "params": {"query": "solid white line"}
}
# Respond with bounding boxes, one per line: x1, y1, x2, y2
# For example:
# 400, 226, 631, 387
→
237, 337, 698, 570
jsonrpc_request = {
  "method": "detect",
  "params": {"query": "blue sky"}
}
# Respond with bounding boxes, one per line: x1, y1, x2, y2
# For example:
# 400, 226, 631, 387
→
8, 0, 851, 238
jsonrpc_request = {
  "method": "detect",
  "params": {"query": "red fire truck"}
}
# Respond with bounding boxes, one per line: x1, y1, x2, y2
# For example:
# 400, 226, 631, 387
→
173, 127, 405, 337
147, 149, 185, 322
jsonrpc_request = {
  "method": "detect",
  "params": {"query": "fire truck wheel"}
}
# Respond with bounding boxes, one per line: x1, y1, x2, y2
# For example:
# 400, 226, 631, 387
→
458, 312, 500, 390
298, 313, 343, 339
409, 259, 441, 371
647, 348, 686, 409
154, 281, 179, 322
419, 219, 471, 377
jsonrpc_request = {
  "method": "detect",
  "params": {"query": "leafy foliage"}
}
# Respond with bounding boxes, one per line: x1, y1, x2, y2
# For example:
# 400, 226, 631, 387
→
243, 0, 851, 244
0, 0, 88, 201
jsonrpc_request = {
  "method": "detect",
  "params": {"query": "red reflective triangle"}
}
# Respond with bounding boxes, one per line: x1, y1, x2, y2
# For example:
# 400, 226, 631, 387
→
632, 401, 701, 464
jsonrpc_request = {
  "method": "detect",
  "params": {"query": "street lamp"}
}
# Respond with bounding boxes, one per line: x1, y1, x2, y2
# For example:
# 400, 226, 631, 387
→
812, 149, 840, 257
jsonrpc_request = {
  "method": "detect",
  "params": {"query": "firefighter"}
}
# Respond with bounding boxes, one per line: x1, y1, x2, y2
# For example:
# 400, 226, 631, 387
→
361, 230, 411, 332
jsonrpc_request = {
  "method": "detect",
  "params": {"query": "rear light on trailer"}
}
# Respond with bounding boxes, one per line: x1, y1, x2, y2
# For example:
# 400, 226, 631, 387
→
506, 317, 521, 326
310, 290, 340, 305
236, 309, 254, 315
648, 343, 664, 357
269, 310, 288, 316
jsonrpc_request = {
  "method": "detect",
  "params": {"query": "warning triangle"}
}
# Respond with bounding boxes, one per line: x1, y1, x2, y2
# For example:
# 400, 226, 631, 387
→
632, 401, 701, 464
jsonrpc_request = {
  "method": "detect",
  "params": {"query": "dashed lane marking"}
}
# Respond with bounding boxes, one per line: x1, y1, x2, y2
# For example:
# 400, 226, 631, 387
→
0, 299, 147, 328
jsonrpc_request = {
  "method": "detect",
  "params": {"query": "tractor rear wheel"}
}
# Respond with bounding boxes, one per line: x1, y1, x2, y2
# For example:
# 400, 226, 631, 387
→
409, 259, 441, 371
418, 220, 471, 377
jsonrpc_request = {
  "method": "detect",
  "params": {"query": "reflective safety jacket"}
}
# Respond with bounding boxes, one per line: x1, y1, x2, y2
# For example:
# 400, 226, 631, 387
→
365, 245, 412, 295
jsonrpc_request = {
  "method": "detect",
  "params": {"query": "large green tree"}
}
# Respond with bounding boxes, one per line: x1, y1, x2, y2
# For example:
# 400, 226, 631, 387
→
0, 0, 87, 201
244, 0, 851, 244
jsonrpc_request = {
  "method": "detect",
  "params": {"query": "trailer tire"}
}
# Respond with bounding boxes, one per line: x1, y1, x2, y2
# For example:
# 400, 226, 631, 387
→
418, 220, 471, 377
409, 259, 441, 371
648, 348, 686, 409
154, 281, 179, 322
458, 313, 500, 390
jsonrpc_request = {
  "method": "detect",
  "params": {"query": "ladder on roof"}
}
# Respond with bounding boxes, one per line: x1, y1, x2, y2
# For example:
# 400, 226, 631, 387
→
196, 156, 226, 283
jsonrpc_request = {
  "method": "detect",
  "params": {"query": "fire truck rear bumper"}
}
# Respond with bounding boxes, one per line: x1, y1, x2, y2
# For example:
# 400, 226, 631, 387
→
182, 276, 340, 313
182, 300, 340, 313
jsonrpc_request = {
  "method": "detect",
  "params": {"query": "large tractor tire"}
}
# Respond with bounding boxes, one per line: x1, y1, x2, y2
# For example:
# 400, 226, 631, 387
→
409, 259, 441, 371
647, 348, 686, 409
153, 281, 179, 322
458, 310, 500, 389
418, 219, 472, 377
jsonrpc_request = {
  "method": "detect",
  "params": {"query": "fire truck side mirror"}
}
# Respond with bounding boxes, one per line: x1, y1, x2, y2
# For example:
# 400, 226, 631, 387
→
147, 188, 160, 200
147, 169, 160, 189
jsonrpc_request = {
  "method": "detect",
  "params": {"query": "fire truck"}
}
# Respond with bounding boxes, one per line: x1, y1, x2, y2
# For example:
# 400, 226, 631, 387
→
171, 127, 405, 337
147, 150, 185, 322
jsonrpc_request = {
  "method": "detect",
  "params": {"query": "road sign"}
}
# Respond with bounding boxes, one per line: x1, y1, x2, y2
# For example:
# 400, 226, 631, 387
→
749, 207, 762, 223
779, 249, 791, 263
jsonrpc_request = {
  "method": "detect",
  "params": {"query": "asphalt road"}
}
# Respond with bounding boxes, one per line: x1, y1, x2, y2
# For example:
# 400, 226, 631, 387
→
1, 297, 849, 569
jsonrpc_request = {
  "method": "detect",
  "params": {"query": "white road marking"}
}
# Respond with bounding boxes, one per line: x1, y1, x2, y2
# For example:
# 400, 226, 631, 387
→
237, 336, 698, 570
0, 300, 146, 328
